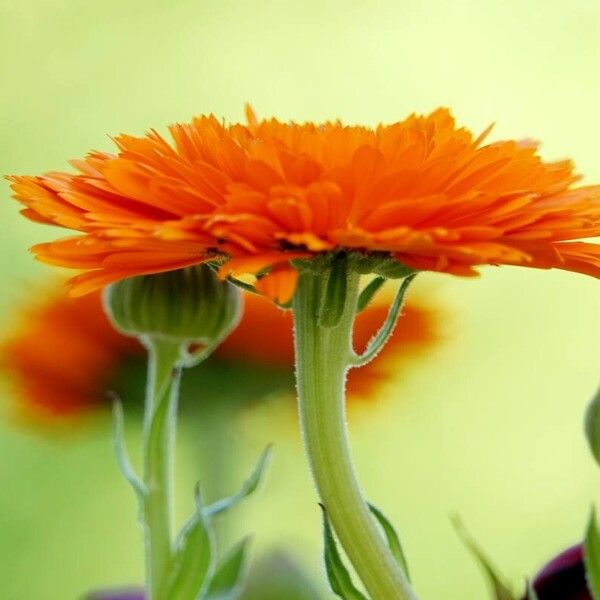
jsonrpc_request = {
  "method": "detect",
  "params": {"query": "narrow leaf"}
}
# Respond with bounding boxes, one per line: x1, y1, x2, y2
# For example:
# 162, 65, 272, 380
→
373, 260, 414, 280
167, 490, 215, 600
357, 277, 386, 312
204, 537, 250, 600
584, 508, 600, 600
111, 397, 146, 499
319, 253, 348, 328
227, 276, 259, 295
368, 503, 410, 581
584, 384, 600, 468
320, 505, 368, 600
452, 515, 517, 600
146, 371, 177, 476
204, 445, 272, 518
351, 273, 416, 367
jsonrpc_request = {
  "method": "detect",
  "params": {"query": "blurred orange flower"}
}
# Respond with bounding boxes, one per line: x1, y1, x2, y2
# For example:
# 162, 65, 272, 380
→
7, 107, 600, 302
1, 284, 442, 421
0, 289, 138, 419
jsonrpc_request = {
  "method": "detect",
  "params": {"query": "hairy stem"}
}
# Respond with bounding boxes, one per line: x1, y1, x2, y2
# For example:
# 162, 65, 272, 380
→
293, 270, 416, 600
142, 337, 182, 600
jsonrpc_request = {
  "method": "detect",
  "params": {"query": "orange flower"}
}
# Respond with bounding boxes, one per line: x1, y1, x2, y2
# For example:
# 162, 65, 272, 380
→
9, 106, 600, 301
0, 288, 139, 419
1, 284, 442, 421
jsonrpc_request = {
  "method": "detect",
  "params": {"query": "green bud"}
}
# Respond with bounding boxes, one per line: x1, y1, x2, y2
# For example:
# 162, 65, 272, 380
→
103, 264, 241, 344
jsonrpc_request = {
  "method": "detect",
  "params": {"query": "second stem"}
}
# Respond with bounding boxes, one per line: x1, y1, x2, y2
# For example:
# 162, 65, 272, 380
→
143, 337, 182, 600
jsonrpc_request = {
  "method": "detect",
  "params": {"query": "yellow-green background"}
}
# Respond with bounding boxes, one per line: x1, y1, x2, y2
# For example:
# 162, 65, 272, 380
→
1, 1, 600, 598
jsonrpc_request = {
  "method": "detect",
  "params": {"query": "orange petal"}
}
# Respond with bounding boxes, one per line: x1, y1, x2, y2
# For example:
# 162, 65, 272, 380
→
218, 252, 310, 279
255, 266, 299, 305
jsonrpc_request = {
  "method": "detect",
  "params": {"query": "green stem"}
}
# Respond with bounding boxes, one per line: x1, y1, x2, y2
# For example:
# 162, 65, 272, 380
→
293, 270, 416, 600
142, 337, 183, 600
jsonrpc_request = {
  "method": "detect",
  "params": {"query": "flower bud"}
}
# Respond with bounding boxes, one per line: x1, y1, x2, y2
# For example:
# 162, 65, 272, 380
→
104, 264, 241, 344
525, 544, 591, 599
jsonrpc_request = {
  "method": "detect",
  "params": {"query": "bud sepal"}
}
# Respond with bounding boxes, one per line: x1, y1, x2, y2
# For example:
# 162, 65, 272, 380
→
103, 264, 241, 349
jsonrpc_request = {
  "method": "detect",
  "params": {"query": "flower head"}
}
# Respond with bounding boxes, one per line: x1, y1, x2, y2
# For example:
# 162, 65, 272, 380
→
0, 286, 139, 419
526, 544, 591, 600
1, 281, 442, 421
7, 107, 600, 301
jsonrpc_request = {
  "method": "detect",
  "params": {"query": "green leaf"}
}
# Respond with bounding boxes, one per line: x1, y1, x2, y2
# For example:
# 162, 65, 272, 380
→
350, 273, 416, 368
372, 260, 415, 280
203, 537, 250, 600
167, 489, 215, 600
584, 385, 600, 468
226, 276, 259, 295
584, 508, 600, 600
357, 277, 386, 312
111, 397, 146, 499
320, 505, 368, 600
319, 253, 348, 328
368, 503, 410, 581
452, 515, 517, 600
348, 251, 415, 279
204, 445, 272, 518
146, 371, 176, 476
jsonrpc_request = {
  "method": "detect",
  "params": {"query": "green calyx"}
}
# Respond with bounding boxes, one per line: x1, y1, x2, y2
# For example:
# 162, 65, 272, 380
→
319, 253, 349, 328
104, 264, 241, 345
292, 250, 416, 279
290, 250, 416, 326
349, 251, 416, 279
